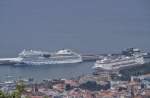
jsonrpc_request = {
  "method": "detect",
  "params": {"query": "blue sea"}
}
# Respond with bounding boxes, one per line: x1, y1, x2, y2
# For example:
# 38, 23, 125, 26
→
0, 62, 94, 82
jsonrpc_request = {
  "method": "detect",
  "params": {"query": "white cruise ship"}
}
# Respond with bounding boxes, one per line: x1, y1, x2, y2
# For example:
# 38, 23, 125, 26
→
17, 49, 82, 65
93, 55, 145, 70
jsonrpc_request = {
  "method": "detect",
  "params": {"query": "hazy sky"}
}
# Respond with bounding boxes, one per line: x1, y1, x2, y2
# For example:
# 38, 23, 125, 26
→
0, 0, 150, 57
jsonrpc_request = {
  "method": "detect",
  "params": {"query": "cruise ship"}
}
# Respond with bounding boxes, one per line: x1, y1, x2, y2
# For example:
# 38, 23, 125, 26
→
122, 48, 150, 58
17, 49, 82, 65
0, 57, 23, 65
93, 55, 145, 70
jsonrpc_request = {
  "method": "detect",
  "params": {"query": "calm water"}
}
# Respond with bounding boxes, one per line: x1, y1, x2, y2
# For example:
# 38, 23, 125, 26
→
0, 58, 150, 82
0, 62, 94, 82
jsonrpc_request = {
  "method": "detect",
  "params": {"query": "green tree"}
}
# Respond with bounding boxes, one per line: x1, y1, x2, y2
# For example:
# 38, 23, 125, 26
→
0, 90, 11, 98
16, 81, 25, 94
11, 82, 25, 98
43, 96, 48, 98
11, 90, 21, 98
0, 90, 5, 98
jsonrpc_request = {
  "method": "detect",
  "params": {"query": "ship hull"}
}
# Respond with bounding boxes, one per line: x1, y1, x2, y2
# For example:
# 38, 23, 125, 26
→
94, 64, 144, 71
19, 59, 82, 65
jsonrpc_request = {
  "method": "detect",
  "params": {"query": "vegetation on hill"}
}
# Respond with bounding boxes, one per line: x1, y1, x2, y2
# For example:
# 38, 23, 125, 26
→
0, 81, 25, 98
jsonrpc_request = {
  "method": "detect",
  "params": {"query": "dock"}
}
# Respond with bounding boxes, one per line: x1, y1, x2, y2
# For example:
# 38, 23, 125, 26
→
81, 54, 101, 62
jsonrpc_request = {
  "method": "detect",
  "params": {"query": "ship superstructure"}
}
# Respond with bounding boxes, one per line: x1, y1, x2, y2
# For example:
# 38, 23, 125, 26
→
18, 49, 82, 65
93, 55, 144, 70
